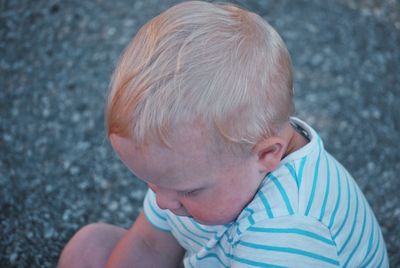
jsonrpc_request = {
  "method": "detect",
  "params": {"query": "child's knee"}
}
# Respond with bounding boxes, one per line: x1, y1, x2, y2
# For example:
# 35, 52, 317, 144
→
58, 223, 126, 268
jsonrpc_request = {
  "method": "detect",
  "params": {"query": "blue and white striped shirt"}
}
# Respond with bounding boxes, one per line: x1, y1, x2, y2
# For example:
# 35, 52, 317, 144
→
143, 118, 388, 267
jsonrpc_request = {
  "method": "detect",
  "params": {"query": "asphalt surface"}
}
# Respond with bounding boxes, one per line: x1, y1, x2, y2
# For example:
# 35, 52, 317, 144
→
1, 0, 399, 267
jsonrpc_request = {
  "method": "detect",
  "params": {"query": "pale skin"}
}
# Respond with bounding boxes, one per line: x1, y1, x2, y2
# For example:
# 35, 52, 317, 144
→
58, 121, 308, 268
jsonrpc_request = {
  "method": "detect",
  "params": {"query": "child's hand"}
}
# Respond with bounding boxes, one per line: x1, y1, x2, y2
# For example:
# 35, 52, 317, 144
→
106, 211, 185, 268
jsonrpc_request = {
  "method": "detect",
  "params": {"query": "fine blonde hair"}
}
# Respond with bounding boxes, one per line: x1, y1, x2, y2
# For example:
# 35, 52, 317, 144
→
106, 1, 294, 152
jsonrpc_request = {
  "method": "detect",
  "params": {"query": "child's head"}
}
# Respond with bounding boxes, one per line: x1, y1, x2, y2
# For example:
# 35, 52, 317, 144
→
106, 1, 294, 154
108, 1, 295, 225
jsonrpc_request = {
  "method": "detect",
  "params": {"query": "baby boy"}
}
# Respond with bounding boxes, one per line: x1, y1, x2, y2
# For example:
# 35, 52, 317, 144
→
58, 1, 388, 267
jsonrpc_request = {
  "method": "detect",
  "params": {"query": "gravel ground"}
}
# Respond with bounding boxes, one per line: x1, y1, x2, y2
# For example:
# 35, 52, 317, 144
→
1, 0, 399, 267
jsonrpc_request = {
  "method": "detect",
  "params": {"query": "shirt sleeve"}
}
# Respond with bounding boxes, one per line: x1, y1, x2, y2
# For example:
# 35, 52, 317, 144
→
142, 188, 171, 232
231, 215, 341, 267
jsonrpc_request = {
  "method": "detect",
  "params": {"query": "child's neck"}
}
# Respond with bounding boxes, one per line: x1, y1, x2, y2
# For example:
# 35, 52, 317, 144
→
282, 123, 309, 158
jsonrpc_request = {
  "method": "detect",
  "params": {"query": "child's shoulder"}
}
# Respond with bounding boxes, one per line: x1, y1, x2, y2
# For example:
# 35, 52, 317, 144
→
231, 120, 388, 266
240, 118, 327, 219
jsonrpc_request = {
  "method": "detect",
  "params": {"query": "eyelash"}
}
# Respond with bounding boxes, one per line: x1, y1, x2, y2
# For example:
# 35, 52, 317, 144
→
182, 190, 198, 197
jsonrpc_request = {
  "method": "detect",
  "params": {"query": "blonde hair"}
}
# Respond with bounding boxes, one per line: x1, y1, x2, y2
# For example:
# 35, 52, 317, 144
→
106, 1, 294, 152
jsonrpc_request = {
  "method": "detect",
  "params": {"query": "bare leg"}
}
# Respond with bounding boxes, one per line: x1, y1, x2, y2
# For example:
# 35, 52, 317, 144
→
58, 223, 127, 268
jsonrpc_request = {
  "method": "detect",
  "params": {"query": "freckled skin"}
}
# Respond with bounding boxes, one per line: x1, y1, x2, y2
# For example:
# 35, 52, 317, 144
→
110, 122, 304, 225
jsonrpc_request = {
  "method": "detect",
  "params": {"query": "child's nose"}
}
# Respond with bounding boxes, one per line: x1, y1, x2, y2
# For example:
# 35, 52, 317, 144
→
154, 188, 182, 210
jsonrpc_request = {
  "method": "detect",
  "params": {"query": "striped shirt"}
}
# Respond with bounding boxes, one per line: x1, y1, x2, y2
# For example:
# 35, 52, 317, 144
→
143, 118, 388, 267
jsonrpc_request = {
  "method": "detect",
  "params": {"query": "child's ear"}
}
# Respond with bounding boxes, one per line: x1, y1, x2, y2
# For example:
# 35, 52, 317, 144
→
253, 137, 286, 173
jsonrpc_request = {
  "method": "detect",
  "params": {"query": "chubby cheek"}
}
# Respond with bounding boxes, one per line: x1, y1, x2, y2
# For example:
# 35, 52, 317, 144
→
185, 198, 244, 226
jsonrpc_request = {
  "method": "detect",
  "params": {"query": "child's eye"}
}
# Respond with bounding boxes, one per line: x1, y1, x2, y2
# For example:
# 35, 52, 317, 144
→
182, 189, 199, 197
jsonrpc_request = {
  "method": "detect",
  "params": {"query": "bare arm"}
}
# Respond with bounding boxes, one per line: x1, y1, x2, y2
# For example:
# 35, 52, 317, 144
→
106, 211, 185, 268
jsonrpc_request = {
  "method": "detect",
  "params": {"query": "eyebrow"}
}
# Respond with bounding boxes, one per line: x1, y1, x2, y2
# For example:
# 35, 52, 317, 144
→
146, 176, 211, 192
178, 187, 202, 193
